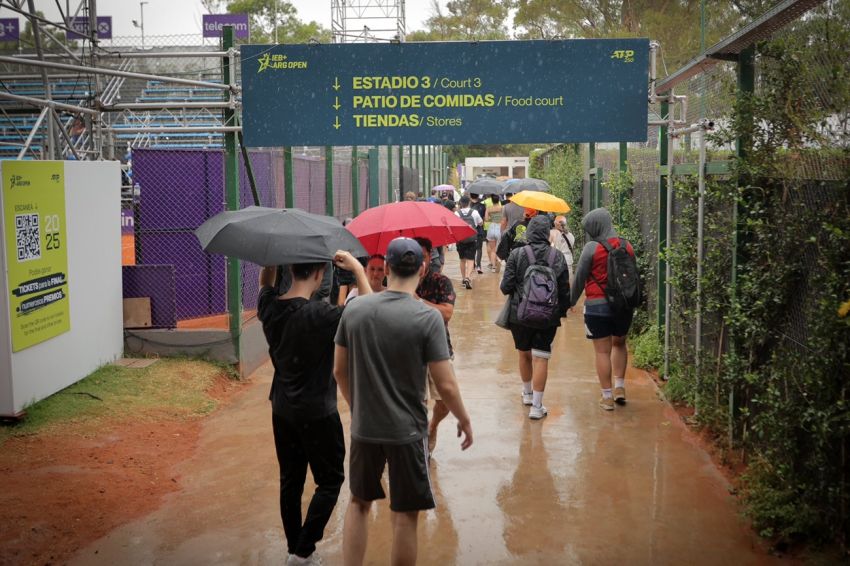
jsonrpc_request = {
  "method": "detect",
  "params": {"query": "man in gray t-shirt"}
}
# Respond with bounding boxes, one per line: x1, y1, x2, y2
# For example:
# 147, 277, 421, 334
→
334, 237, 473, 566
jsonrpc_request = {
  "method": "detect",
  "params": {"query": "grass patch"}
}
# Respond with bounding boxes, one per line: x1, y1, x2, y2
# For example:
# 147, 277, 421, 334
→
0, 358, 236, 446
631, 325, 664, 370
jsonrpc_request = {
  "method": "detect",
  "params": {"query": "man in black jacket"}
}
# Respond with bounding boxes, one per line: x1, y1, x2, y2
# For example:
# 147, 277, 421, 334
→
258, 252, 370, 565
499, 215, 570, 420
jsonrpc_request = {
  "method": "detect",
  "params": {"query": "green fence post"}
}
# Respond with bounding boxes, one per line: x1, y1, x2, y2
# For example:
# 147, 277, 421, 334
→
729, 44, 756, 446
387, 144, 394, 202
368, 147, 379, 208
222, 25, 241, 358
397, 145, 404, 198
325, 146, 334, 216
618, 141, 628, 225
657, 100, 670, 334
588, 142, 597, 208
283, 146, 294, 208
351, 145, 359, 216
425, 146, 430, 190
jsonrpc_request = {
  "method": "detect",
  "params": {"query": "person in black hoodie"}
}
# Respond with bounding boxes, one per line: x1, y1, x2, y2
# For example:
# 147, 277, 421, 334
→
257, 251, 370, 566
500, 215, 570, 420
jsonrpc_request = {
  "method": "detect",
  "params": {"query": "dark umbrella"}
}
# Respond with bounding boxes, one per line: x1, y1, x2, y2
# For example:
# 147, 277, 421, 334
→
195, 206, 366, 265
501, 177, 550, 195
465, 177, 503, 196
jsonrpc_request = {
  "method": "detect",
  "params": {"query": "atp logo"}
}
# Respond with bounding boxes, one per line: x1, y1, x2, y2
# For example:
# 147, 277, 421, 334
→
611, 50, 636, 63
257, 52, 308, 73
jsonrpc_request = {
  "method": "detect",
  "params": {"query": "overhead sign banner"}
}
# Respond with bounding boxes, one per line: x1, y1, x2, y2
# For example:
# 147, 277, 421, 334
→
0, 18, 19, 42
2, 162, 70, 352
241, 39, 649, 146
67, 16, 112, 40
203, 14, 250, 39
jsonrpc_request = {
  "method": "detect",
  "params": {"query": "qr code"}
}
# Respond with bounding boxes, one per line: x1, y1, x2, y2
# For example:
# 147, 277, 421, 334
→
15, 213, 40, 262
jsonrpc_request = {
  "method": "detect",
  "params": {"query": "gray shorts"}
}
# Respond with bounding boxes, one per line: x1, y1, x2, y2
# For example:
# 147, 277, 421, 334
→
349, 438, 435, 512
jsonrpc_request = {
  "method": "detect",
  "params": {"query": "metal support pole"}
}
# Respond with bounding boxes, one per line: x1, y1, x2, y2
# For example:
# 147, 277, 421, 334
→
16, 106, 49, 160
352, 145, 360, 215
222, 26, 241, 360
368, 147, 379, 208
657, 100, 670, 336
387, 144, 393, 202
397, 144, 404, 198
663, 92, 675, 381
325, 145, 334, 216
283, 146, 294, 208
0, 56, 234, 91
26, 0, 56, 159
588, 142, 596, 209
695, 127, 707, 415
618, 142, 628, 225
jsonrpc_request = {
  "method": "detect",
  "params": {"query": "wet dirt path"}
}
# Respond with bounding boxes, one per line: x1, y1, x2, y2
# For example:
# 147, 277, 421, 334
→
71, 255, 779, 565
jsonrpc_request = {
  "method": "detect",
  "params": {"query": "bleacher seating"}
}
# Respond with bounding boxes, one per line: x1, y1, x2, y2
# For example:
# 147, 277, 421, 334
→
0, 78, 92, 159
112, 78, 230, 151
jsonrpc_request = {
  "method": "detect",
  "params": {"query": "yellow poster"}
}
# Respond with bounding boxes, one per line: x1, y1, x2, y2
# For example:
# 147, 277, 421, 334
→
2, 161, 70, 352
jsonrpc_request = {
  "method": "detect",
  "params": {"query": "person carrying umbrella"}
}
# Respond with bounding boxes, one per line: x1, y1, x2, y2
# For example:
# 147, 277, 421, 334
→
257, 251, 372, 566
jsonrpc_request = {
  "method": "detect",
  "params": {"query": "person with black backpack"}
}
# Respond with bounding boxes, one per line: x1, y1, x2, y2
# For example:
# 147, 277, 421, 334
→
455, 195, 483, 289
570, 208, 640, 411
500, 215, 570, 420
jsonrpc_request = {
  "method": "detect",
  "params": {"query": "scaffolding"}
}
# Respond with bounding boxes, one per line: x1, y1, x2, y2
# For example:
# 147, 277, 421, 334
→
331, 0, 406, 43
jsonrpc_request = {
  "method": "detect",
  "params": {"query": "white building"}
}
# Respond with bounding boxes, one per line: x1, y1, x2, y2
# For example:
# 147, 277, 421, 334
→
462, 156, 529, 187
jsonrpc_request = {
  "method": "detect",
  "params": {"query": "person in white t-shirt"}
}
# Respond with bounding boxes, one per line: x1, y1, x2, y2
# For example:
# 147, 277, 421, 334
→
454, 195, 483, 289
549, 215, 576, 285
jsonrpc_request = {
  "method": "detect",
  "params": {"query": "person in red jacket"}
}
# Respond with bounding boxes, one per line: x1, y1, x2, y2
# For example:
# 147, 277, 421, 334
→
570, 208, 636, 411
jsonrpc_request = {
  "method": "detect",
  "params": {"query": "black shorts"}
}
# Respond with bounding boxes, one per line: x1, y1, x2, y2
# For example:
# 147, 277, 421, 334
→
456, 241, 477, 260
349, 438, 435, 512
510, 324, 558, 358
584, 311, 633, 339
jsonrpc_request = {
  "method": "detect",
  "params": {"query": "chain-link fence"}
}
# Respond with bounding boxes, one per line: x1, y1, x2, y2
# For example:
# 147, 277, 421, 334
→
124, 143, 438, 329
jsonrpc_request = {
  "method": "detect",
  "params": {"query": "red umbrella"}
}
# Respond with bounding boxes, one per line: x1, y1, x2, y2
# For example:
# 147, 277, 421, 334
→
346, 201, 476, 255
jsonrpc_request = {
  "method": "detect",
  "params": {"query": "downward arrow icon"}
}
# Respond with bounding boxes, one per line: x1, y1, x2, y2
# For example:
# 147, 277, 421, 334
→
332, 77, 341, 91
333, 117, 341, 130
333, 96, 341, 110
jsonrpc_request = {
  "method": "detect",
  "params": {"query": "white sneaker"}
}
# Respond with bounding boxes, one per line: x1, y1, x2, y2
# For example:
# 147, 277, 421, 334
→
521, 391, 533, 406
287, 554, 323, 565
529, 405, 548, 420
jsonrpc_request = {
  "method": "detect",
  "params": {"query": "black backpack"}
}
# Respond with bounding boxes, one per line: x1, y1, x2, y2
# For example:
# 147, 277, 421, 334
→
457, 209, 478, 244
590, 238, 640, 314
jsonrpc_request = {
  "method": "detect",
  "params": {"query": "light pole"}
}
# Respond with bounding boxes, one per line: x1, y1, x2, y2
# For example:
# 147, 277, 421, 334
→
132, 1, 148, 48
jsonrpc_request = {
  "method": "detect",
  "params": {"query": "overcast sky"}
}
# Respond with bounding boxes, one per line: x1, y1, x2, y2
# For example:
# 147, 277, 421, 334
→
0, 1, 448, 40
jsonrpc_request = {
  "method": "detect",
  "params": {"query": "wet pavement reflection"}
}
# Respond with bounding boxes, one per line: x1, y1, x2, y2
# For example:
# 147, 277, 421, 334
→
71, 255, 780, 565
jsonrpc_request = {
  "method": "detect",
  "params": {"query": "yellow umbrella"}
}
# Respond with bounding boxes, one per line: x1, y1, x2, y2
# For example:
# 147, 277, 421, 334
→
510, 190, 571, 213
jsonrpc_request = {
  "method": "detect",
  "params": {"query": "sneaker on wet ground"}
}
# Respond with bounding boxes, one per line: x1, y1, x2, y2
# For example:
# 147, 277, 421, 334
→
476, 267, 484, 274
614, 386, 626, 405
599, 396, 615, 411
521, 391, 533, 406
529, 405, 548, 420
287, 553, 323, 565
462, 278, 472, 289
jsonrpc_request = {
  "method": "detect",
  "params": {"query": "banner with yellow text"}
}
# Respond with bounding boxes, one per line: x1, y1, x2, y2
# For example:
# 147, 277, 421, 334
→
2, 161, 70, 352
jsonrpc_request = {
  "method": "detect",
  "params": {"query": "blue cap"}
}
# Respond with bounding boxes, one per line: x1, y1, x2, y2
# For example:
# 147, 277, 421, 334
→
385, 237, 424, 268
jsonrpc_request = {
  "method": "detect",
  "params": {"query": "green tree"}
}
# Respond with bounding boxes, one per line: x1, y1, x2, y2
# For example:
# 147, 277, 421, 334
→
512, 0, 745, 69
217, 0, 331, 43
407, 0, 511, 41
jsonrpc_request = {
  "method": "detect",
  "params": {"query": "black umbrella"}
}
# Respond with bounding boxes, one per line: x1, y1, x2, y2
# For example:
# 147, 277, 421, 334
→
465, 177, 503, 196
501, 177, 551, 195
195, 206, 366, 265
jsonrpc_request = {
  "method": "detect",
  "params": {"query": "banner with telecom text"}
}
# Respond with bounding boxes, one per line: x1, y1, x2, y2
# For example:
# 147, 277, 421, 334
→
2, 161, 70, 352
240, 39, 649, 147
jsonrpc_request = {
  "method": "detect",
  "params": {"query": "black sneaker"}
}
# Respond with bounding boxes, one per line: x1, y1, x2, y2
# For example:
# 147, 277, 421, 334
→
476, 267, 484, 274
463, 278, 472, 289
